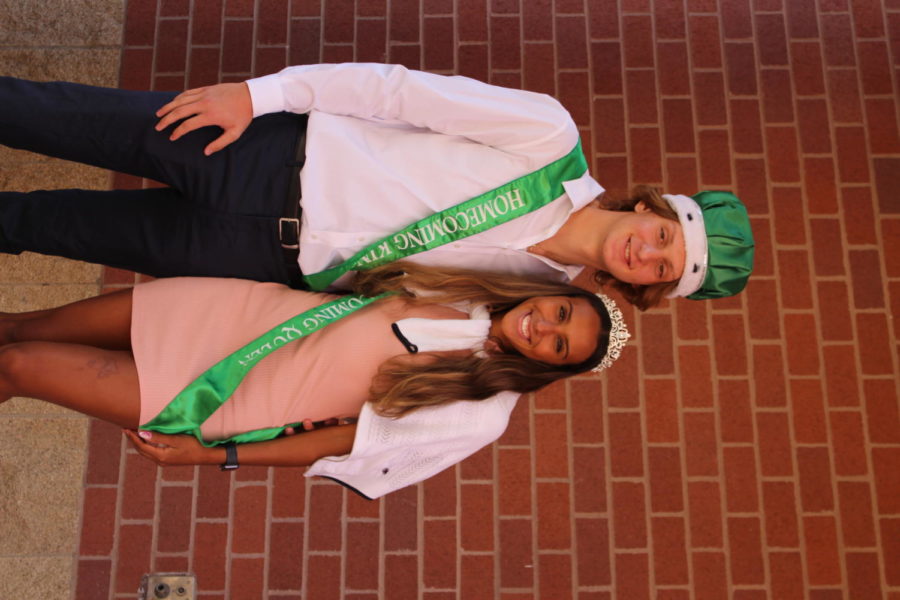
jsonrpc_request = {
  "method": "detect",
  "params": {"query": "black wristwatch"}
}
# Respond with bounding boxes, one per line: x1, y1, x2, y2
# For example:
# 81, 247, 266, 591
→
220, 442, 239, 471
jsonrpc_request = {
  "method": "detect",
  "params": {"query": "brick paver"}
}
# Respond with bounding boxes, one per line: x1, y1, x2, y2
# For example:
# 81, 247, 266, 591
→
76, 1, 900, 598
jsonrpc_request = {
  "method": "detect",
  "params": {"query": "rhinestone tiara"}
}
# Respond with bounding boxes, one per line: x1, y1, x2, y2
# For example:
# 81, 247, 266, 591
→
593, 293, 631, 373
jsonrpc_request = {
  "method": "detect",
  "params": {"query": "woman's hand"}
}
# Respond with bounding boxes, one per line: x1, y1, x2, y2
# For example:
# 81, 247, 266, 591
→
154, 82, 253, 156
123, 429, 220, 466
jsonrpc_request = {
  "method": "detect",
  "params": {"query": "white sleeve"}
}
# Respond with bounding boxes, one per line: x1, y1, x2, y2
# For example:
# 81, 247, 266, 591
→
305, 391, 520, 499
245, 63, 578, 157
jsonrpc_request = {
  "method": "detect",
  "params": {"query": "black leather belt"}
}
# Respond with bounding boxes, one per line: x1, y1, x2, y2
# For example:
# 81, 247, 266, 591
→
280, 116, 307, 288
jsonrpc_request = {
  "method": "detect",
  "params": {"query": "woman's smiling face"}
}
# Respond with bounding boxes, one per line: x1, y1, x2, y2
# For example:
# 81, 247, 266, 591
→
490, 295, 601, 366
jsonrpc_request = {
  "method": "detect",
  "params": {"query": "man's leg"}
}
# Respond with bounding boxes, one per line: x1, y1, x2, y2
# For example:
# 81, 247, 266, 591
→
0, 76, 303, 216
0, 186, 291, 282
0, 77, 181, 182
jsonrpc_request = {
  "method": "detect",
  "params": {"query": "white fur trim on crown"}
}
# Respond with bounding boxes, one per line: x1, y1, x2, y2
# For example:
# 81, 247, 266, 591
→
663, 194, 708, 298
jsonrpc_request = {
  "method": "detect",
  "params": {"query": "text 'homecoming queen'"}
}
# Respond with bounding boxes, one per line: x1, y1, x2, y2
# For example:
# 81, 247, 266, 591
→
236, 296, 368, 367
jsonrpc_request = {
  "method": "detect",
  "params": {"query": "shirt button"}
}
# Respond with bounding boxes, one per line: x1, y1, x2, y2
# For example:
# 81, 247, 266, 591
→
311, 235, 318, 240
358, 237, 364, 242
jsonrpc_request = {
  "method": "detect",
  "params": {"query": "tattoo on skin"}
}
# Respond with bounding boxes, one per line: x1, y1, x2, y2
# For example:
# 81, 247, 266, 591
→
87, 357, 119, 379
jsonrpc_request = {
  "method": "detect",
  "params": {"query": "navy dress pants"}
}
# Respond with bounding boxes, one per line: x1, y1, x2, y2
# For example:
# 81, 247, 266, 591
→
0, 76, 305, 283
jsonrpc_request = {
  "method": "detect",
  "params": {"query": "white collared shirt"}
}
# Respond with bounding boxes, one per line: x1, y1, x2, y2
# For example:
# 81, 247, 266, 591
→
305, 308, 518, 499
246, 63, 605, 287
306, 390, 520, 499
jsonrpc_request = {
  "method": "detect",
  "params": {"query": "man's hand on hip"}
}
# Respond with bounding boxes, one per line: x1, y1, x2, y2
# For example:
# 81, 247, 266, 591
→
155, 82, 253, 156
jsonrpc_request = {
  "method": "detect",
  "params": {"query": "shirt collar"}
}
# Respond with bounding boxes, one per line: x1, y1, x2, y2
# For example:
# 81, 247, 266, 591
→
392, 304, 492, 353
523, 171, 603, 280
563, 171, 604, 211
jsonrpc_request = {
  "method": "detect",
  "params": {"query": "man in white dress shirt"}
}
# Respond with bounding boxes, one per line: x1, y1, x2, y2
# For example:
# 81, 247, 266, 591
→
1, 63, 753, 310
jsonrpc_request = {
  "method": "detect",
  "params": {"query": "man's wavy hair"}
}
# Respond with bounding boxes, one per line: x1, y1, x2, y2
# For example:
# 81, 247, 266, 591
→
593, 185, 680, 311
351, 262, 613, 416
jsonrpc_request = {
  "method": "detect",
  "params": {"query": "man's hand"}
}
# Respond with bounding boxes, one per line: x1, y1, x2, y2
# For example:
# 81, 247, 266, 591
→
282, 417, 352, 436
155, 82, 253, 156
124, 429, 218, 466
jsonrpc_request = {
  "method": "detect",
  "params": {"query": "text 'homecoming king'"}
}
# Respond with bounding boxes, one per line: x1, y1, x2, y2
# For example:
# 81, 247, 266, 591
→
358, 189, 525, 265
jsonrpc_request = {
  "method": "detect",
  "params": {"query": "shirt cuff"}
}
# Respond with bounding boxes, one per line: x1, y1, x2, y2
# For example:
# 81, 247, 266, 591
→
245, 73, 287, 117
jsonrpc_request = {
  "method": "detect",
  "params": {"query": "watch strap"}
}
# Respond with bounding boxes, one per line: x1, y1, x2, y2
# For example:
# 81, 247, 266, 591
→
220, 442, 239, 471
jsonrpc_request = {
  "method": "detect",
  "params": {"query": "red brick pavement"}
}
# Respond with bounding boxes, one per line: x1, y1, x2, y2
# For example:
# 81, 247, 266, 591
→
75, 1, 900, 598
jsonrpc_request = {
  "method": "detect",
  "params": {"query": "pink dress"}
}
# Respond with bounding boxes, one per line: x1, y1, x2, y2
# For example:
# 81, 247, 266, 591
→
131, 278, 464, 441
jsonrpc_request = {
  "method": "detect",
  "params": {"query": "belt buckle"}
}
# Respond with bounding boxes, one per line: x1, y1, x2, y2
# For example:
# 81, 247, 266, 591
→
279, 217, 300, 250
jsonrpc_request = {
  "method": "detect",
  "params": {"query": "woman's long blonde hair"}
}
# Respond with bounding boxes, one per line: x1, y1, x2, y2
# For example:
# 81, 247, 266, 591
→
351, 263, 613, 416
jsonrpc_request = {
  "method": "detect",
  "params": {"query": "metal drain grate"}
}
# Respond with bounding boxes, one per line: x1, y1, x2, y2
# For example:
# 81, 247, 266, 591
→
138, 573, 196, 599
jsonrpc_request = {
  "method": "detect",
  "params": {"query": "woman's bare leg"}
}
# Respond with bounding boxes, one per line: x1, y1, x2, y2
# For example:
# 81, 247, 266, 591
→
0, 341, 141, 427
0, 288, 133, 350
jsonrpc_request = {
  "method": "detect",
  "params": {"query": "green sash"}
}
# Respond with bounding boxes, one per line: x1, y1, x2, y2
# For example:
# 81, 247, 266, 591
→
140, 292, 389, 447
302, 140, 588, 290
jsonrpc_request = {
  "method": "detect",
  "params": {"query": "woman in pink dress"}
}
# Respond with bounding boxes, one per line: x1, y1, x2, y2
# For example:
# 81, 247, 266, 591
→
0, 263, 628, 498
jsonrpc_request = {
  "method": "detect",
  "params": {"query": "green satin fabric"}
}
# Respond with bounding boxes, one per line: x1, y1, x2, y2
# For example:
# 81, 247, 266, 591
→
302, 141, 588, 290
140, 292, 390, 447
688, 190, 755, 300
